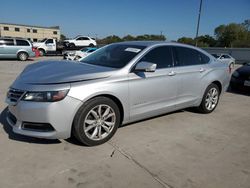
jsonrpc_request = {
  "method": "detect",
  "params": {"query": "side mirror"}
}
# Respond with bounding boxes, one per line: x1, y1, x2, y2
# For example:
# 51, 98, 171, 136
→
134, 61, 157, 72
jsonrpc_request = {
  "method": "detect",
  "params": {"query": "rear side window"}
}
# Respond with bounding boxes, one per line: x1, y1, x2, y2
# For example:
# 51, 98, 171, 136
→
77, 37, 89, 40
16, 40, 30, 46
174, 47, 209, 66
140, 46, 173, 69
3, 39, 14, 46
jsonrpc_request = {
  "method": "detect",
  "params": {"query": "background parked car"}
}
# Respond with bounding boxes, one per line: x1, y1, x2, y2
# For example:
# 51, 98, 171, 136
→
231, 62, 250, 91
63, 47, 97, 60
0, 37, 35, 61
64, 36, 97, 48
212, 53, 235, 69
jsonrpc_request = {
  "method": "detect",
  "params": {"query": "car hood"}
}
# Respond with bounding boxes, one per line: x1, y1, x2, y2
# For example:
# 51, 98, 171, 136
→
32, 42, 43, 47
13, 60, 115, 85
237, 65, 250, 77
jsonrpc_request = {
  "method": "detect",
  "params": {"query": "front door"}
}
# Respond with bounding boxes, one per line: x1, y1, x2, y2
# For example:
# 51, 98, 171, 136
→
128, 46, 179, 121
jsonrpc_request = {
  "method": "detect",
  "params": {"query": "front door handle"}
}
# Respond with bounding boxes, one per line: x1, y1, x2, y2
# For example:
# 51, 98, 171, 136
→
168, 71, 176, 76
199, 68, 206, 73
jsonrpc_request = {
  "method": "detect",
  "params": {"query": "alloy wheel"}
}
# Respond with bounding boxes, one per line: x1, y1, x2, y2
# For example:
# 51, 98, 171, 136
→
83, 104, 116, 141
205, 88, 219, 111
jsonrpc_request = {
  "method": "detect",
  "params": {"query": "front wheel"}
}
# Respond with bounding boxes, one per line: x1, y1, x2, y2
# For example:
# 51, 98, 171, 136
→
198, 83, 220, 113
73, 97, 120, 146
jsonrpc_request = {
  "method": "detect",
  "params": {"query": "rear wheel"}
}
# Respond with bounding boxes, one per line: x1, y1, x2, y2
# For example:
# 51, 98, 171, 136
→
39, 49, 45, 56
198, 83, 220, 113
74, 56, 81, 61
18, 52, 28, 61
69, 43, 75, 48
89, 43, 94, 47
73, 97, 120, 146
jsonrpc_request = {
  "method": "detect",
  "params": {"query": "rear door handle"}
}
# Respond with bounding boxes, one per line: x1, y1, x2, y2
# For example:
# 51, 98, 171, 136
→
199, 68, 206, 73
168, 71, 176, 76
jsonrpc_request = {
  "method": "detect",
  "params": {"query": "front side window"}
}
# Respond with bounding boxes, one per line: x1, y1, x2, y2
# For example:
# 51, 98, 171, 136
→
221, 54, 230, 59
45, 39, 53, 44
16, 40, 30, 46
81, 44, 146, 68
77, 37, 89, 41
139, 46, 173, 69
174, 47, 209, 66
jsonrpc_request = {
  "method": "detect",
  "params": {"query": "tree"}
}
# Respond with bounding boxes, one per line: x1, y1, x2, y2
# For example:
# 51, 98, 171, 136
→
135, 34, 166, 41
123, 35, 135, 41
177, 37, 195, 45
60, 34, 67, 41
214, 23, 249, 47
98, 35, 122, 44
195, 35, 216, 47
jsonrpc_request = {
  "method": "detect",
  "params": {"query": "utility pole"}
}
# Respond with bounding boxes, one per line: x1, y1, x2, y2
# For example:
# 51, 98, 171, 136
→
195, 0, 203, 46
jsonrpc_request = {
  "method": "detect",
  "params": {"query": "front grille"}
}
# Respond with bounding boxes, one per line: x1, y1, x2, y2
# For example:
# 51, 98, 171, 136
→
7, 88, 25, 103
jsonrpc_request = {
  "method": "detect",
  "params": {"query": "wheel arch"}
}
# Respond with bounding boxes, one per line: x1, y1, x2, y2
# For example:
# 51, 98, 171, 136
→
74, 93, 125, 125
211, 80, 222, 94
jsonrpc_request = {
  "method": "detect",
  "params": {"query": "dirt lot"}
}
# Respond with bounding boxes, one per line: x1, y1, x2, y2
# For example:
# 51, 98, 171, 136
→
0, 57, 249, 188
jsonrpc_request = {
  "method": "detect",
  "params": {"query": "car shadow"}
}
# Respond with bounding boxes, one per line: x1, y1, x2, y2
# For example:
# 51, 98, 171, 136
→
0, 58, 35, 61
0, 107, 61, 144
227, 86, 250, 96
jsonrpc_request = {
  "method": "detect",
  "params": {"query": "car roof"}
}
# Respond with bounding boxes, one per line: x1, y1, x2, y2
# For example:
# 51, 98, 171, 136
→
114, 41, 201, 49
0, 37, 28, 41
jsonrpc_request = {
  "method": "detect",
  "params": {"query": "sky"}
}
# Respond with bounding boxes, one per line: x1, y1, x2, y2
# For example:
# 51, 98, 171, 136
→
0, 0, 250, 40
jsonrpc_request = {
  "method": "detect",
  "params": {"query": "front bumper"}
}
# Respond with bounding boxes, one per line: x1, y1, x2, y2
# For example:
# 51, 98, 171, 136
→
6, 96, 82, 139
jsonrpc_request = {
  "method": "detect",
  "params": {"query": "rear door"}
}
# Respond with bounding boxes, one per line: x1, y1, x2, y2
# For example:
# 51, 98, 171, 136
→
75, 37, 90, 46
173, 46, 210, 108
129, 46, 179, 121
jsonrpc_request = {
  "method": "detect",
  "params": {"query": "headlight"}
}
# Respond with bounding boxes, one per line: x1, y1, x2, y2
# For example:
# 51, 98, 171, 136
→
232, 71, 239, 78
22, 89, 69, 102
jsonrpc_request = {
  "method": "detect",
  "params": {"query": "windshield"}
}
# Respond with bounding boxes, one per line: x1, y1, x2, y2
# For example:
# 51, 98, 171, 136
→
212, 54, 220, 58
39, 38, 47, 42
80, 44, 146, 68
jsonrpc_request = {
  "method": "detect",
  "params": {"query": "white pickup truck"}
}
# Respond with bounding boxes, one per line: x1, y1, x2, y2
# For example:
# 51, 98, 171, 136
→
33, 38, 64, 56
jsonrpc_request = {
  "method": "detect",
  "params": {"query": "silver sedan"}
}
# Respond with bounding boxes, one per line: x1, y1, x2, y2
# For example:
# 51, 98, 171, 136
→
6, 41, 230, 146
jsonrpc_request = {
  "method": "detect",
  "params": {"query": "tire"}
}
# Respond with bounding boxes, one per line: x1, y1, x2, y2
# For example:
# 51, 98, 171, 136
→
69, 43, 75, 48
73, 97, 121, 146
39, 49, 45, 56
74, 56, 81, 61
89, 43, 94, 47
198, 83, 220, 113
18, 52, 28, 61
